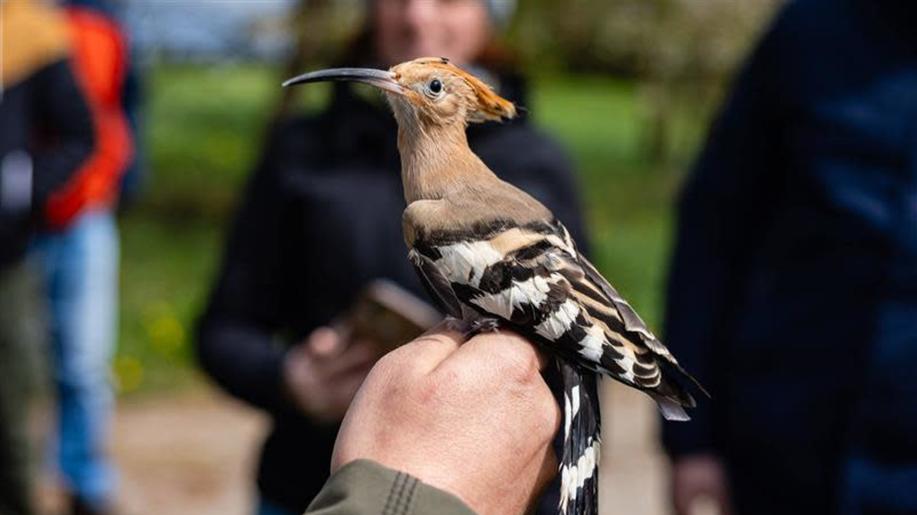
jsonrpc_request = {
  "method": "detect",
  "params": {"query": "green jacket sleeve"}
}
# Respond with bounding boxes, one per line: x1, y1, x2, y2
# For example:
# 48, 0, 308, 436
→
305, 460, 476, 515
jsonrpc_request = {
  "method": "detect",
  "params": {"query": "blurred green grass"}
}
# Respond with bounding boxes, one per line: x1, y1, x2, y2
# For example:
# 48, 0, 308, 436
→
116, 64, 697, 394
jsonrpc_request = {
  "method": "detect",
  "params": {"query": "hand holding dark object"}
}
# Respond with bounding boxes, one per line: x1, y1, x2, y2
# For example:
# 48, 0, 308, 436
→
671, 453, 733, 515
283, 326, 381, 423
331, 326, 560, 515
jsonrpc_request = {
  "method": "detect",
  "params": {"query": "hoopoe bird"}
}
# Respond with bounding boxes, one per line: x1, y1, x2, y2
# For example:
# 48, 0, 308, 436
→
284, 57, 706, 515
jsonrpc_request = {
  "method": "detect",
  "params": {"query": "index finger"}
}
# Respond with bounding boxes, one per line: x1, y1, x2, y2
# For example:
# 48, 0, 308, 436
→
441, 329, 549, 378
388, 322, 465, 375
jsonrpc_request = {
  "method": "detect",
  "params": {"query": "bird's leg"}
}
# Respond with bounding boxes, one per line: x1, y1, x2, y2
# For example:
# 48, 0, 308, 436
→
443, 316, 471, 335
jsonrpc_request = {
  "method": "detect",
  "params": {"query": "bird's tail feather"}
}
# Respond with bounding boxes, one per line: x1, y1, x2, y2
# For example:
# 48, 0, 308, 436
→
558, 361, 601, 515
651, 393, 691, 421
650, 363, 698, 421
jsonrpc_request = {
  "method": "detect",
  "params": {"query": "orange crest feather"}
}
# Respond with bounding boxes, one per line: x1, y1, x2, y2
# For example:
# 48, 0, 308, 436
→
459, 69, 517, 123
419, 58, 517, 123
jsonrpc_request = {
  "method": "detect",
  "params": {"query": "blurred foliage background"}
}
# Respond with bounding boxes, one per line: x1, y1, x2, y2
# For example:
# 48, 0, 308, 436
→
115, 0, 783, 395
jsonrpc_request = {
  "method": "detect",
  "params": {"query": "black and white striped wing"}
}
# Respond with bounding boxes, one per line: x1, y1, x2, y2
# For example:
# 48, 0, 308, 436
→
409, 248, 465, 319
409, 219, 700, 414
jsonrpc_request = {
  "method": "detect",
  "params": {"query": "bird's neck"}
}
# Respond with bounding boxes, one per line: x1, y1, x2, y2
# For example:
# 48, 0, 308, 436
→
397, 121, 494, 204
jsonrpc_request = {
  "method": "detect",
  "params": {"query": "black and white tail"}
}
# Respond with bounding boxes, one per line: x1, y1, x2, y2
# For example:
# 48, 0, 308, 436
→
558, 361, 601, 515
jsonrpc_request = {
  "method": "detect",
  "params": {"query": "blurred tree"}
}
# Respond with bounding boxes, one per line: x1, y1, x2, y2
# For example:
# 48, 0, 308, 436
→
273, 0, 364, 120
511, 0, 783, 166
638, 0, 783, 166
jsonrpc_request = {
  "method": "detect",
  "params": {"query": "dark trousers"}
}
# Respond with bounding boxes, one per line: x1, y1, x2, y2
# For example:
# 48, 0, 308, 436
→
0, 259, 46, 515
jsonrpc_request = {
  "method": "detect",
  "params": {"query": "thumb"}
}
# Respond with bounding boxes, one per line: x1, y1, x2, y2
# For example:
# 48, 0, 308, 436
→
308, 326, 344, 357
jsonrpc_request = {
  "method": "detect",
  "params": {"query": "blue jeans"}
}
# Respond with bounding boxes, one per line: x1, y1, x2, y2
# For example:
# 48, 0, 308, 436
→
33, 209, 118, 507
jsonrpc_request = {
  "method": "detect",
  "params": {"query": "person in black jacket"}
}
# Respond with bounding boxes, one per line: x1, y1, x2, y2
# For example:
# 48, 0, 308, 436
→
0, 2, 95, 514
663, 1, 917, 514
196, 1, 586, 514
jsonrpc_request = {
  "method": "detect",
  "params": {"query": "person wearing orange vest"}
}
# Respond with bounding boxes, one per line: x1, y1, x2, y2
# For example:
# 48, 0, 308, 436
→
31, 1, 133, 513
0, 1, 95, 513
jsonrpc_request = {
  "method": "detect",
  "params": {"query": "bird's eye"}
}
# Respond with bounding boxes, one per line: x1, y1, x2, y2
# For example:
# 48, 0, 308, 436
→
428, 79, 443, 95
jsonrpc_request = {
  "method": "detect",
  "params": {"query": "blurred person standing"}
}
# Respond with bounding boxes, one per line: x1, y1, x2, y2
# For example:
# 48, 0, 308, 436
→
196, 1, 587, 514
663, 0, 917, 514
31, 0, 134, 513
0, 1, 95, 513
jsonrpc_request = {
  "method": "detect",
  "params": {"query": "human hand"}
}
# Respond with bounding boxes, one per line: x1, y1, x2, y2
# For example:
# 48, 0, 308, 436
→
671, 453, 732, 515
331, 326, 560, 515
283, 326, 381, 423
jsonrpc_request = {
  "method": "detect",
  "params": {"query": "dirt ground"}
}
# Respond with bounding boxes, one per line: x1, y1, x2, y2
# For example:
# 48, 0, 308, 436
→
51, 382, 671, 515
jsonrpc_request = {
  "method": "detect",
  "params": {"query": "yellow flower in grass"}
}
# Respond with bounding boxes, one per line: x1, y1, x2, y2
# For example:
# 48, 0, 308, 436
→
114, 355, 144, 393
142, 301, 186, 357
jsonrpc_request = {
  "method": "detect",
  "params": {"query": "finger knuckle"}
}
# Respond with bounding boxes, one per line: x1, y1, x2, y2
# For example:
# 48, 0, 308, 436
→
537, 390, 562, 435
491, 343, 540, 382
371, 349, 401, 375
411, 333, 456, 348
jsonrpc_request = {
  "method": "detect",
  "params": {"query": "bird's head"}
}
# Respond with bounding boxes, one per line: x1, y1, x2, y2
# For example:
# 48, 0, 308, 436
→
283, 57, 516, 130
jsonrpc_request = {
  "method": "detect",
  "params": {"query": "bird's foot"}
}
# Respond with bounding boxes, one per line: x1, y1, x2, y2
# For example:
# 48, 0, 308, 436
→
467, 317, 500, 336
443, 316, 501, 339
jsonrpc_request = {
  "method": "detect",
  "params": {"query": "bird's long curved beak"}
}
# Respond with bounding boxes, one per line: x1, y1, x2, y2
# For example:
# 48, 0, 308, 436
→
282, 67, 405, 96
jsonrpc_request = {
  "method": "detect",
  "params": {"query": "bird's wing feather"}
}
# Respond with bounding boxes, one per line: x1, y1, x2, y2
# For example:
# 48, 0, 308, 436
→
408, 248, 465, 319
577, 257, 674, 360
577, 256, 710, 398
412, 219, 701, 404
